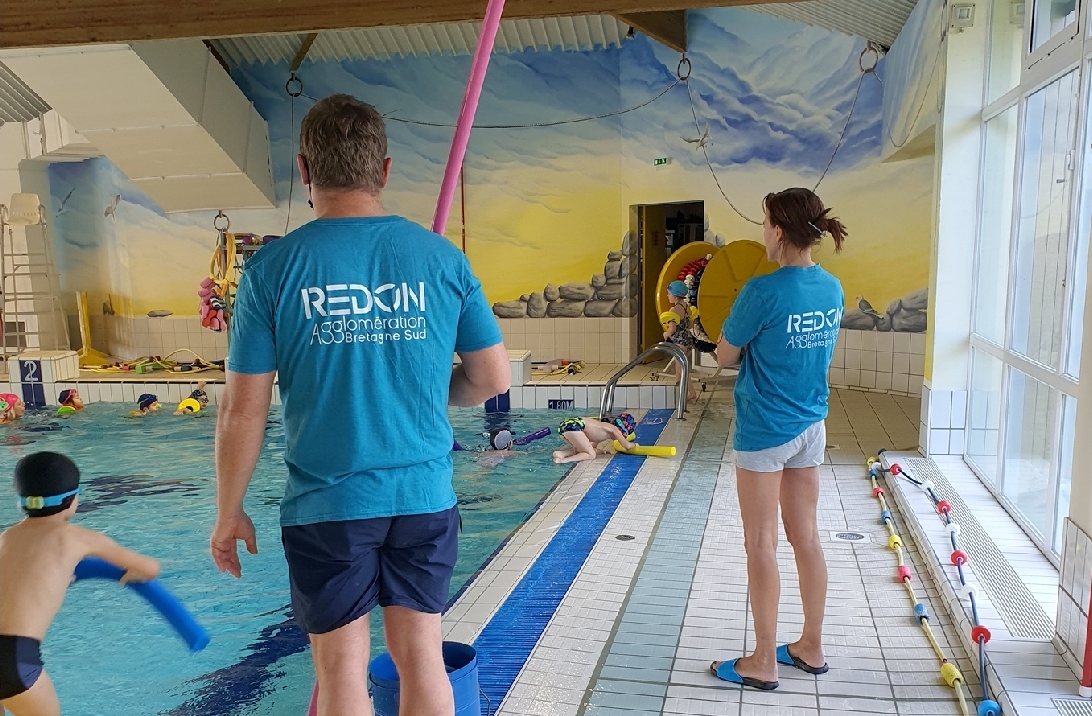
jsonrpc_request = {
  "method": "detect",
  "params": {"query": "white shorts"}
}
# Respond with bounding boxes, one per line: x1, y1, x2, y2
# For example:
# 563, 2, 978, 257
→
735, 421, 826, 473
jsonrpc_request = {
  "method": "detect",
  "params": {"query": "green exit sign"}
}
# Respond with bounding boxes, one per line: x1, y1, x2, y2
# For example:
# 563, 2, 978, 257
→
653, 157, 670, 166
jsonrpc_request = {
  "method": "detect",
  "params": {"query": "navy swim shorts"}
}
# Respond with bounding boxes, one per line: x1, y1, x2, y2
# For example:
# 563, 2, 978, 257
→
282, 506, 460, 635
0, 635, 43, 699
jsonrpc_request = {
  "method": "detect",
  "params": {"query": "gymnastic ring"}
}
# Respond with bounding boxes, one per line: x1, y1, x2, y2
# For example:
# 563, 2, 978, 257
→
677, 57, 692, 81
213, 210, 231, 231
285, 74, 304, 98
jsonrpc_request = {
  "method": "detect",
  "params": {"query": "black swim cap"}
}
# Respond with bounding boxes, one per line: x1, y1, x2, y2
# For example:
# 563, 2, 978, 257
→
15, 452, 80, 517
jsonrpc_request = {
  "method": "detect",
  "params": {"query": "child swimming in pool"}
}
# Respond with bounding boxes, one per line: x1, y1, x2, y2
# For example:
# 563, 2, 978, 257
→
57, 390, 83, 412
128, 394, 161, 417
174, 382, 209, 415
0, 452, 160, 715
553, 414, 637, 464
0, 395, 25, 425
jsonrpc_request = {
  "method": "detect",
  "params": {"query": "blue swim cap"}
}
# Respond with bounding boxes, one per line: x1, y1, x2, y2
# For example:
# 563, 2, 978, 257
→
138, 394, 158, 411
668, 281, 689, 297
613, 413, 637, 436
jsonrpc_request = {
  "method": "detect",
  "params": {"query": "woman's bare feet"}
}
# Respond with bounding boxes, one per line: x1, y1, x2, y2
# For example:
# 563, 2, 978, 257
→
786, 640, 826, 671
722, 653, 777, 684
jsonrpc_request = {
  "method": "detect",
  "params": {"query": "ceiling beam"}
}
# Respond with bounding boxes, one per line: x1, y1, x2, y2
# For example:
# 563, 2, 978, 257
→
612, 10, 685, 52
1, 0, 798, 49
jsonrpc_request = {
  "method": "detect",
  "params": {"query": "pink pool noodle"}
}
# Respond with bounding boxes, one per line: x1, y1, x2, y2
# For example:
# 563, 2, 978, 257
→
308, 3, 507, 714
430, 0, 508, 236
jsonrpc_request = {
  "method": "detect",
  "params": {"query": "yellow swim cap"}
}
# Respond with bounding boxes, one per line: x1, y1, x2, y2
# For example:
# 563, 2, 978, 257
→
177, 397, 202, 414
659, 311, 679, 326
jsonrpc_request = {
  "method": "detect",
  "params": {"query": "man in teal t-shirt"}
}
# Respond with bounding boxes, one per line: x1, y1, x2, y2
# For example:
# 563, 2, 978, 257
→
209, 95, 511, 716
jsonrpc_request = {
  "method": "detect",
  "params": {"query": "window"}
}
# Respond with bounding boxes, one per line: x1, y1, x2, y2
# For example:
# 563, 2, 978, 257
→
1002, 370, 1061, 537
1066, 72, 1092, 378
1054, 395, 1077, 549
966, 0, 1086, 558
1032, 0, 1079, 50
1009, 70, 1079, 368
968, 349, 1005, 484
974, 106, 1020, 344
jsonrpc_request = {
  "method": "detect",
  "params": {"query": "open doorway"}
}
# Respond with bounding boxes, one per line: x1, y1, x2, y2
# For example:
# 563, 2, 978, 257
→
633, 201, 705, 352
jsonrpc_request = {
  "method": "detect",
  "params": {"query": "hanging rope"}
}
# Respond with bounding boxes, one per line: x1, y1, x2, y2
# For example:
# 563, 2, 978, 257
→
812, 41, 884, 191
681, 57, 761, 225
300, 79, 681, 130
284, 73, 303, 235
289, 38, 884, 228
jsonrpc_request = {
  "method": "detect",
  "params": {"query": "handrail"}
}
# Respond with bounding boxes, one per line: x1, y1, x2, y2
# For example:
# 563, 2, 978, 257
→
599, 342, 689, 421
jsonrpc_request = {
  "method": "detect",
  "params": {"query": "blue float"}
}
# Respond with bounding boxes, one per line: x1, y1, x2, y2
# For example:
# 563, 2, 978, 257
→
73, 557, 210, 652
369, 641, 480, 716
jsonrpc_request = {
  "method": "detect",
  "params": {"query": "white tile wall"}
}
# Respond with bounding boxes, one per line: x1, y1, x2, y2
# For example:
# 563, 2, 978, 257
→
496, 383, 674, 412
105, 315, 228, 362
1059, 519, 1092, 670
919, 386, 969, 456
828, 328, 926, 398
42, 378, 279, 407
496, 317, 639, 365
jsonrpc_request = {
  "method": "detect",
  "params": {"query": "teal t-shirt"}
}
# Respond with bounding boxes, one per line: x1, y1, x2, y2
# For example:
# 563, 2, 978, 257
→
228, 216, 503, 527
723, 265, 844, 452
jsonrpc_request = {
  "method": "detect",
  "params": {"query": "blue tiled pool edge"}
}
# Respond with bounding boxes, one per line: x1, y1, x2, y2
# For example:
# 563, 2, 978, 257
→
471, 409, 675, 712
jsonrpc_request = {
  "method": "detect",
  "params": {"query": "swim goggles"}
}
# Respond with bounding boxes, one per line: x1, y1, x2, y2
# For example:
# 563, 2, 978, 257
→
18, 486, 80, 510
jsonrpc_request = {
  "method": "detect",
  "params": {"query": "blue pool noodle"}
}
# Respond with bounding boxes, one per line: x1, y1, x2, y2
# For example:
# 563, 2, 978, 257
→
73, 558, 210, 653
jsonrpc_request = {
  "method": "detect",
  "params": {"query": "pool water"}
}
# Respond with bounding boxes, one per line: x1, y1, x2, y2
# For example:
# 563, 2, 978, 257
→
0, 403, 569, 716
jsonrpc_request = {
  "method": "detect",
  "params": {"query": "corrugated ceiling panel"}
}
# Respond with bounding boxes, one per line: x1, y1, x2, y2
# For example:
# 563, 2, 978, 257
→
0, 61, 50, 123
209, 15, 629, 66
749, 0, 919, 47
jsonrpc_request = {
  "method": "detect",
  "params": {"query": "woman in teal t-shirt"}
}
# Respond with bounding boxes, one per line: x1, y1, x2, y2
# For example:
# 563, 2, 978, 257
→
711, 188, 847, 690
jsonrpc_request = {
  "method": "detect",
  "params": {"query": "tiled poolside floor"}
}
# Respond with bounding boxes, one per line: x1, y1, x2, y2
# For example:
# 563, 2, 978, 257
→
450, 386, 1014, 716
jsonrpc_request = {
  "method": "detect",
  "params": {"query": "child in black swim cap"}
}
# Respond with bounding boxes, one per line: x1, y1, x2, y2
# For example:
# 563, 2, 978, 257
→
1, 452, 160, 711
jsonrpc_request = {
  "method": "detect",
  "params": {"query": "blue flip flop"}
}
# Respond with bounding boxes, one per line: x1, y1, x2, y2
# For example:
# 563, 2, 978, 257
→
709, 659, 779, 691
776, 644, 829, 675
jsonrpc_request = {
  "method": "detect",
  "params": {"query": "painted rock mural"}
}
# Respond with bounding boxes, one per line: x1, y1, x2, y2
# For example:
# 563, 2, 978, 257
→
492, 231, 639, 319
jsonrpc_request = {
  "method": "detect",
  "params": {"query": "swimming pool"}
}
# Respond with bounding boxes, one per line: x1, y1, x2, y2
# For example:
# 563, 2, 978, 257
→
0, 403, 570, 716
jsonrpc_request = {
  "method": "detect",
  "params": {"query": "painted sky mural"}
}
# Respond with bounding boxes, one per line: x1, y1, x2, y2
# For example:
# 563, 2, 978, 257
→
47, 6, 938, 326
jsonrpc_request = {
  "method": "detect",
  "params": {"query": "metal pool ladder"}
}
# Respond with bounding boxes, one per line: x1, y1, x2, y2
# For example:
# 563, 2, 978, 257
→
599, 342, 689, 421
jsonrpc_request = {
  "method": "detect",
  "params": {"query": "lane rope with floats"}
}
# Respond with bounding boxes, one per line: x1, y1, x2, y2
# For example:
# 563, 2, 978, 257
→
866, 451, 1001, 716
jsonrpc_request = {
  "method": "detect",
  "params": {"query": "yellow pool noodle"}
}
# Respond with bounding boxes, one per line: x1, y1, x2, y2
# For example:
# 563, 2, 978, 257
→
613, 441, 676, 457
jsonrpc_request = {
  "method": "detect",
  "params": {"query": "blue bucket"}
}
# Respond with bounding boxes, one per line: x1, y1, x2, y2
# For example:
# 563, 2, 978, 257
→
368, 641, 480, 716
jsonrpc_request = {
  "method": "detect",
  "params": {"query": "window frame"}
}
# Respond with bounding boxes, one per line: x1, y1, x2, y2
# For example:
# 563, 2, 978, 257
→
965, 0, 1089, 559
1026, 0, 1083, 69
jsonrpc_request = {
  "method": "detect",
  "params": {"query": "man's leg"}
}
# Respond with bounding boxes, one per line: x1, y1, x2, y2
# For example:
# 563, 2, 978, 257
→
310, 617, 372, 716
383, 607, 452, 716
380, 507, 460, 716
282, 519, 385, 716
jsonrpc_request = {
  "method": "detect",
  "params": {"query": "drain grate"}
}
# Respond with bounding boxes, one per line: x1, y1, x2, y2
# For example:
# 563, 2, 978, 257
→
907, 458, 1054, 640
829, 530, 871, 543
1055, 699, 1092, 715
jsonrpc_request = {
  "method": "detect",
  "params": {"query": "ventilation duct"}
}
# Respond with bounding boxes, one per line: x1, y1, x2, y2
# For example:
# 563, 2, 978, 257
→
0, 41, 274, 213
